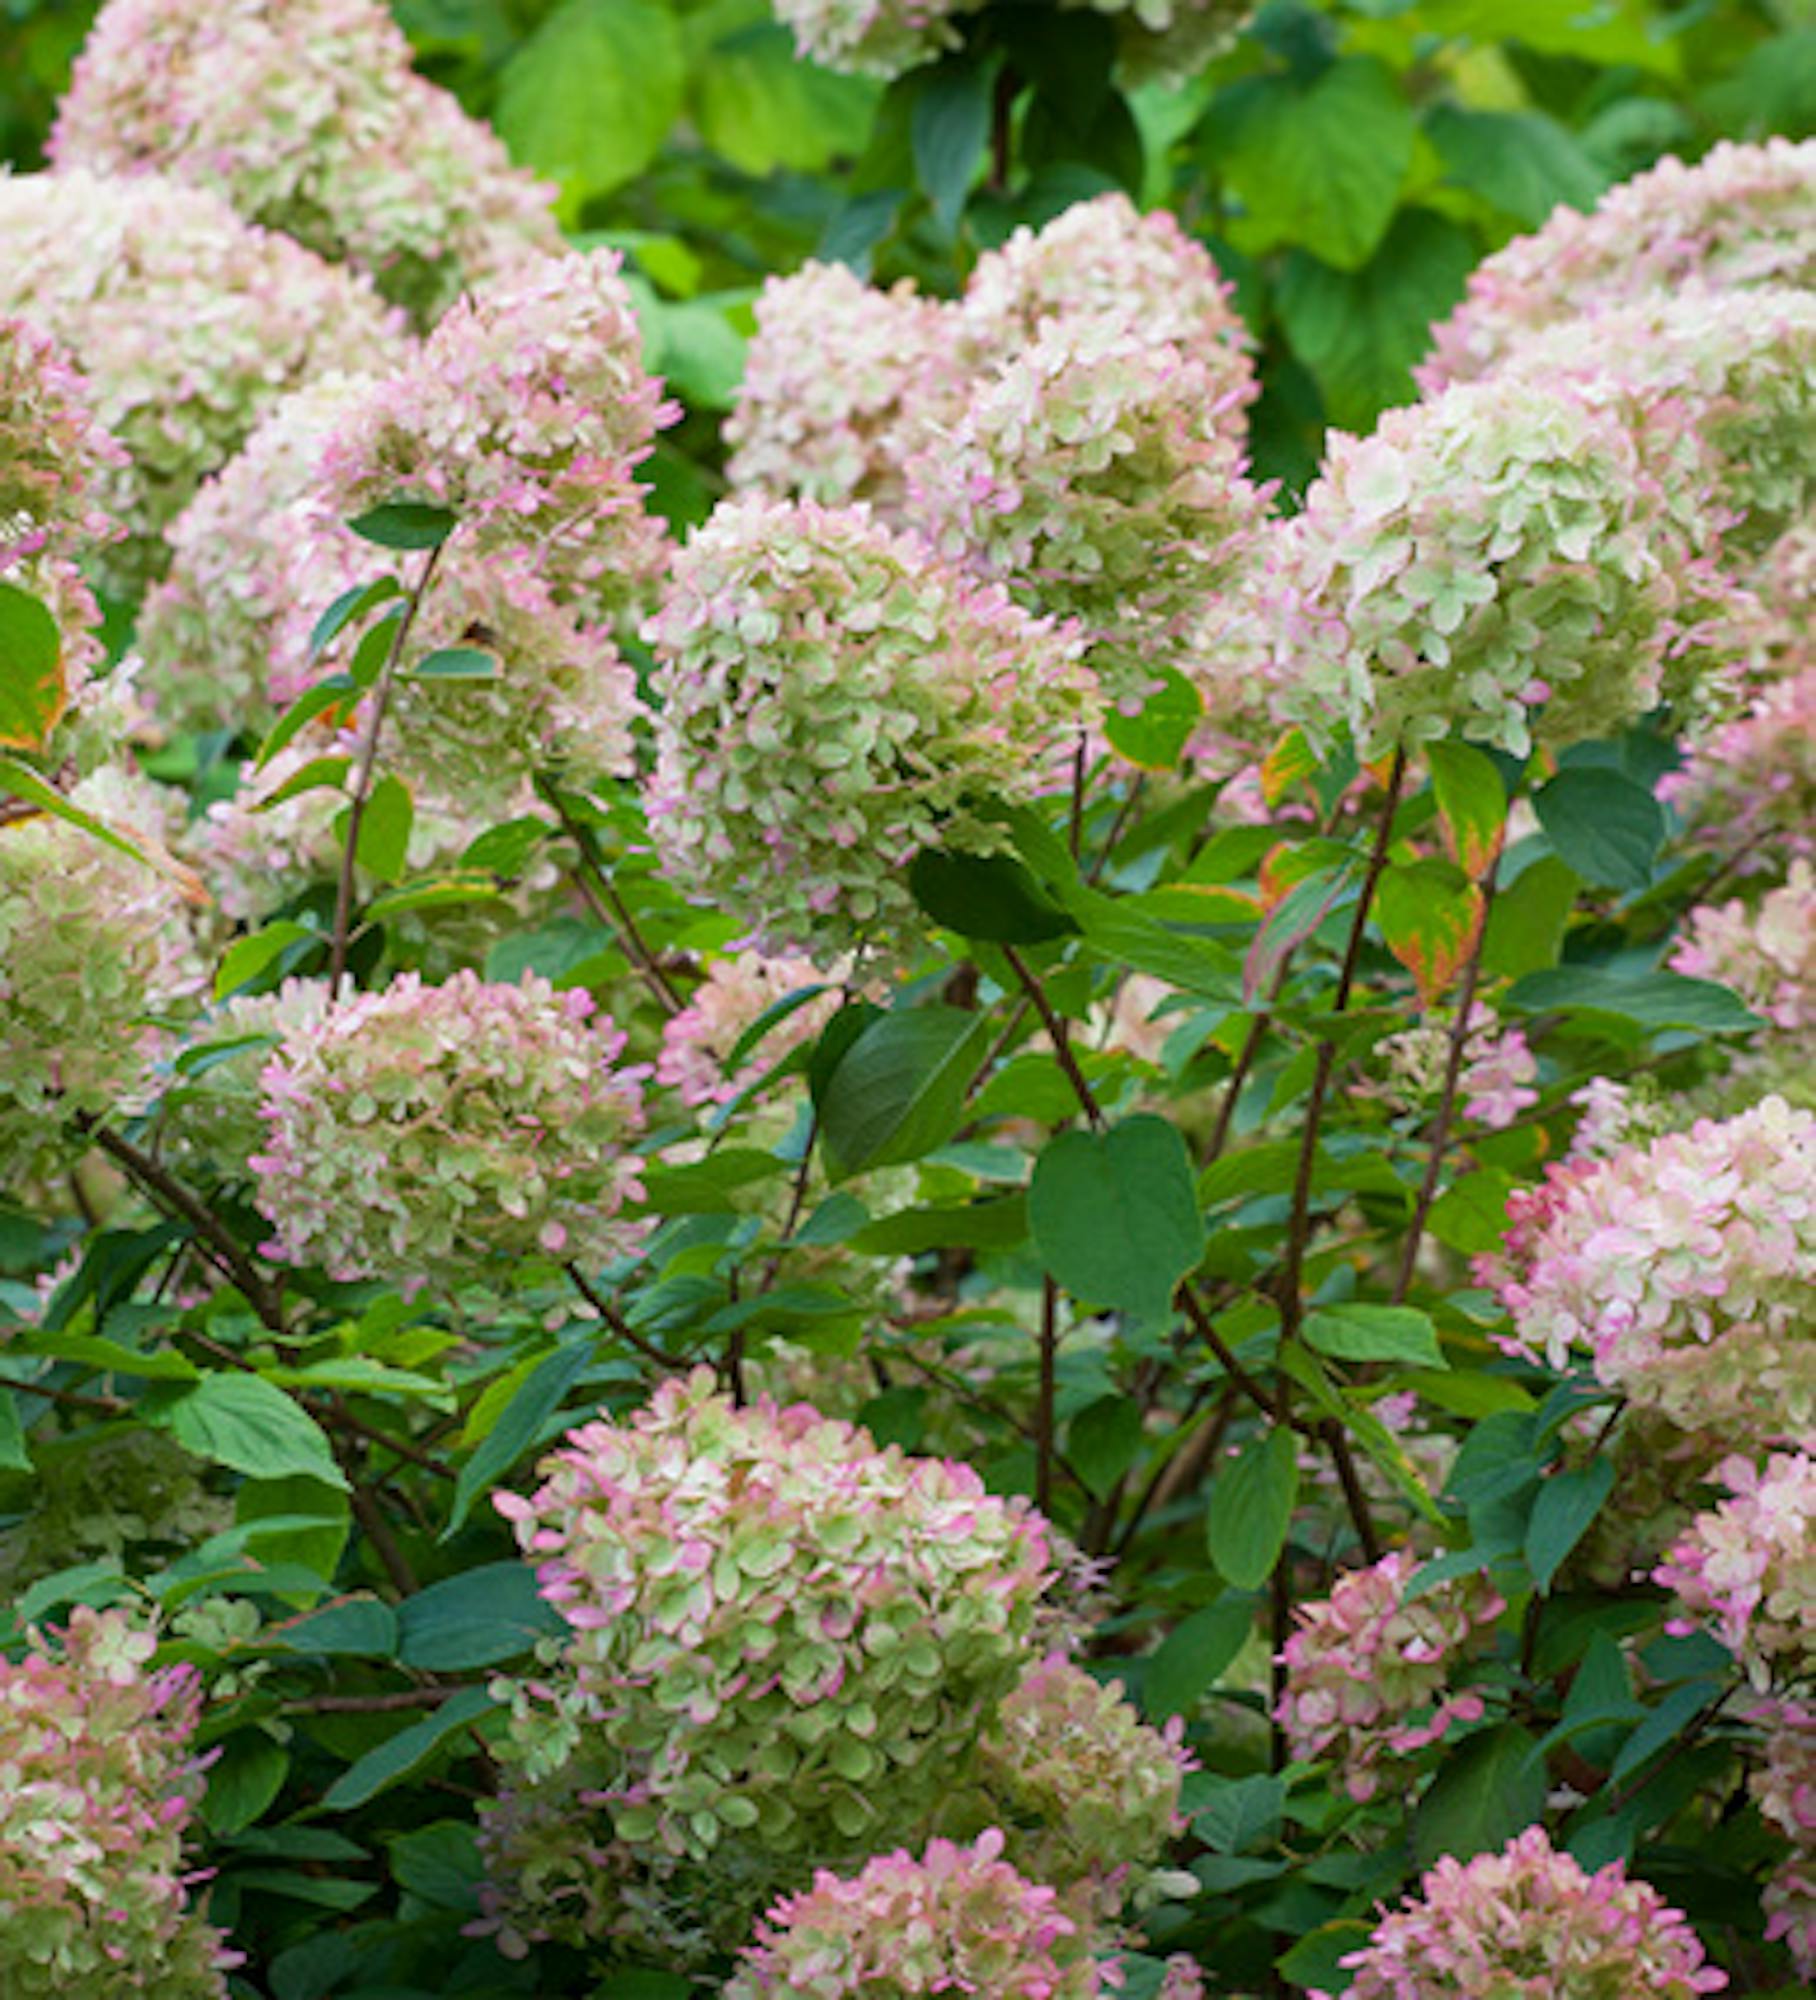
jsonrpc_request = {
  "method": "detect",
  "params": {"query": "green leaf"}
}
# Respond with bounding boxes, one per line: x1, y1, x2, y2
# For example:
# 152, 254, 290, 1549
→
23, 1331, 200, 1380
1304, 1303, 1444, 1369
445, 1340, 594, 1537
912, 57, 991, 233
1425, 1168, 1518, 1255
1277, 1921, 1373, 1995
0, 580, 66, 752
1193, 1771, 1287, 1854
1427, 104, 1608, 226
691, 24, 877, 178
404, 646, 500, 682
346, 501, 458, 551
815, 1007, 993, 1181
201, 1731, 290, 1836
1104, 666, 1203, 772
1207, 1426, 1298, 1590
1275, 207, 1479, 430
254, 675, 359, 771
263, 1596, 398, 1657
148, 1375, 346, 1490
1481, 855, 1578, 979
1426, 740, 1507, 881
1067, 1395, 1145, 1499
907, 848, 1078, 944
0, 756, 202, 899
396, 1561, 566, 1671
349, 772, 413, 884
0, 1389, 30, 1473
1142, 1595, 1258, 1720
1029, 1115, 1205, 1323
1502, 969, 1760, 1033
387, 1820, 482, 1912
1532, 769, 1665, 892
1413, 1722, 1546, 1866
1375, 857, 1484, 1007
497, 0, 686, 218
250, 754, 351, 812
320, 1684, 496, 1812
1210, 58, 1416, 269
214, 920, 317, 1001
308, 576, 403, 659
362, 873, 508, 921
1527, 1458, 1616, 1593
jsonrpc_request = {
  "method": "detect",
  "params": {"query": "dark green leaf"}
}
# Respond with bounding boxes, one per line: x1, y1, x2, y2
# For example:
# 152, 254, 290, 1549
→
446, 1341, 594, 1537
1482, 854, 1579, 979
308, 576, 403, 659
1532, 768, 1665, 891
912, 57, 991, 233
1304, 1303, 1444, 1369
1425, 1168, 1518, 1255
1277, 1922, 1373, 1994
349, 772, 413, 884
1193, 1772, 1287, 1854
214, 920, 317, 1000
254, 675, 359, 771
1142, 1595, 1258, 1720
387, 1820, 483, 1912
201, 1731, 290, 1836
816, 1007, 993, 1180
148, 1376, 346, 1490
1413, 1722, 1546, 1865
263, 1596, 398, 1658
1427, 104, 1608, 225
1526, 1458, 1616, 1593
908, 848, 1078, 944
1503, 968, 1760, 1033
405, 646, 500, 682
397, 1561, 566, 1671
346, 501, 458, 551
1067, 1395, 1145, 1498
1029, 1115, 1205, 1323
1105, 667, 1203, 772
320, 1685, 496, 1811
1207, 1426, 1298, 1590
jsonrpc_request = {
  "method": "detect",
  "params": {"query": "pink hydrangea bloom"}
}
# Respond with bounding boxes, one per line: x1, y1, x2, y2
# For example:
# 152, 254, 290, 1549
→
657, 950, 846, 1107
646, 495, 1095, 958
1665, 665, 1816, 868
1672, 861, 1816, 1034
726, 262, 951, 515
1750, 1702, 1816, 1975
1421, 137, 1816, 390
51, 0, 560, 325
0, 313, 125, 576
1325, 1826, 1726, 1999
724, 1830, 1102, 1998
769, 0, 979, 78
315, 248, 677, 623
1380, 1004, 1538, 1131
979, 1652, 1192, 1922
1656, 1452, 1816, 1679
0, 766, 204, 1187
1276, 1551, 1505, 1802
1481, 1097, 1816, 1440
484, 1372, 1056, 1956
907, 310, 1265, 699
0, 1607, 239, 1997
250, 970, 648, 1287
1265, 374, 1724, 759
0, 169, 400, 591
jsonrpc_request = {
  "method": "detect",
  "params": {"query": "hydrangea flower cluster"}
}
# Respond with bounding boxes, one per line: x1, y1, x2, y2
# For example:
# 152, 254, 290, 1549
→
485, 1372, 1056, 1954
1322, 1826, 1727, 2000
646, 496, 1095, 957
51, 0, 560, 325
1750, 1698, 1816, 1974
0, 1607, 237, 1997
1275, 1551, 1505, 1802
1485, 286, 1816, 559
726, 263, 951, 514
977, 1653, 1191, 1920
1656, 1452, 1816, 1679
1089, 0, 1256, 86
1482, 1096, 1816, 1442
0, 313, 124, 574
769, 0, 979, 79
657, 950, 846, 1108
0, 767, 203, 1187
315, 248, 676, 620
1380, 1003, 1538, 1132
1420, 137, 1816, 389
1672, 861, 1816, 1034
1265, 373, 1722, 758
137, 371, 379, 734
1665, 665, 1816, 866
249, 970, 648, 1288
722, 1830, 1101, 2000
0, 169, 399, 590
907, 312, 1265, 697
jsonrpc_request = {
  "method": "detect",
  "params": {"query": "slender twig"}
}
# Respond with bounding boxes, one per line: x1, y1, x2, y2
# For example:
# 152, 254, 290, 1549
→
1035, 1278, 1059, 1516
0, 1373, 127, 1416
540, 782, 684, 1016
284, 1687, 457, 1714
1322, 1421, 1382, 1564
343, 1455, 419, 1598
330, 540, 446, 986
1003, 945, 1104, 1130
1068, 735, 1089, 860
327, 1395, 454, 1481
1085, 777, 1146, 887
1110, 1382, 1231, 1559
565, 1263, 676, 1371
76, 1117, 287, 1335
1392, 855, 1502, 1303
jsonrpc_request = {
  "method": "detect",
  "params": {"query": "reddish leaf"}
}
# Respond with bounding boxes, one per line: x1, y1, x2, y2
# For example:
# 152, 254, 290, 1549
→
1376, 857, 1483, 1006
1426, 740, 1506, 881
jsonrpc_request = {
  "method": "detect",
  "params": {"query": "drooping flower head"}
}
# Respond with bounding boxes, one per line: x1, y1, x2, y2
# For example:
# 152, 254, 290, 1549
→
51, 0, 560, 325
978, 1652, 1192, 1921
250, 970, 648, 1287
0, 1607, 239, 1997
1275, 1550, 1505, 1802
1671, 860, 1816, 1036
657, 950, 847, 1108
723, 1830, 1102, 1999
726, 262, 952, 516
646, 495, 1096, 957
1481, 1096, 1816, 1444
1266, 374, 1725, 757
0, 767, 204, 1188
1323, 1826, 1726, 1999
1421, 137, 1816, 390
907, 311, 1265, 698
1656, 1452, 1816, 1680
316, 248, 676, 620
0, 169, 400, 591
484, 1371, 1057, 1956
